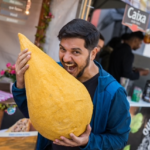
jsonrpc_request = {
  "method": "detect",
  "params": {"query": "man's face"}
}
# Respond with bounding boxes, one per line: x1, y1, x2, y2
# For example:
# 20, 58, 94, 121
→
97, 39, 104, 52
132, 38, 143, 50
59, 38, 92, 78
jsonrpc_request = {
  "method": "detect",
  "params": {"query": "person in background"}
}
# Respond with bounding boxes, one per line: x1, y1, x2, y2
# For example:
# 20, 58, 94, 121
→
121, 33, 130, 43
108, 31, 149, 83
97, 37, 122, 71
94, 33, 105, 63
97, 33, 105, 53
12, 19, 131, 150
95, 33, 131, 71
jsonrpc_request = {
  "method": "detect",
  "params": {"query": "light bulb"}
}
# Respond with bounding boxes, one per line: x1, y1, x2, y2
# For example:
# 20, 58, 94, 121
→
25, 10, 30, 15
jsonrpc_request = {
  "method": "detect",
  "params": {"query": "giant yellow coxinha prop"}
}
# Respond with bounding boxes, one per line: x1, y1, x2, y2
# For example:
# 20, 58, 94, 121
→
18, 33, 93, 140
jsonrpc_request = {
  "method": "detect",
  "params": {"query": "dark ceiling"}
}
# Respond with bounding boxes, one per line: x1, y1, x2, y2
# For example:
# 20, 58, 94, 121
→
92, 0, 126, 9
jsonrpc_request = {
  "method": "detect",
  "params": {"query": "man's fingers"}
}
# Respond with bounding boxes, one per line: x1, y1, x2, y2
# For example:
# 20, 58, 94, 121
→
18, 48, 28, 56
18, 51, 31, 65
21, 64, 29, 73
18, 49, 29, 62
70, 133, 80, 144
60, 136, 77, 146
19, 54, 31, 69
17, 48, 30, 63
16, 53, 31, 72
85, 124, 92, 135
17, 64, 29, 76
53, 139, 71, 147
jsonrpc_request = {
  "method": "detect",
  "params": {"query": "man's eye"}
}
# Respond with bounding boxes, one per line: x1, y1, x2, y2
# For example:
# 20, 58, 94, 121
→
60, 47, 65, 51
74, 51, 80, 54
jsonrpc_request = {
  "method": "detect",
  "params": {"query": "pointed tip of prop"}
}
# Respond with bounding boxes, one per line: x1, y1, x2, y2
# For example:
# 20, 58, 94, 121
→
17, 33, 41, 53
18, 33, 25, 39
18, 33, 21, 36
18, 33, 30, 51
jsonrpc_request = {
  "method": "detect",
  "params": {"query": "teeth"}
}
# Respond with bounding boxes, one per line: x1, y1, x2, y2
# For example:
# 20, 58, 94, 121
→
65, 63, 75, 67
68, 66, 71, 72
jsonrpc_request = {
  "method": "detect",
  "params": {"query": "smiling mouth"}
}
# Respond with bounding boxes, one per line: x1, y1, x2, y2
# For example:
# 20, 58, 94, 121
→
64, 63, 77, 73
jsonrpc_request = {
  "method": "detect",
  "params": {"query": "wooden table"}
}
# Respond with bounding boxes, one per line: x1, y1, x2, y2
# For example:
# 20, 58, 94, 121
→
0, 136, 37, 150
0, 84, 38, 150
0, 110, 4, 128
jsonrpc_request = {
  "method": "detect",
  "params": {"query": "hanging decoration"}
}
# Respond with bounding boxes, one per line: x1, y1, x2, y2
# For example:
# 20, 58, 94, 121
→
25, 0, 31, 15
0, 103, 17, 115
35, 0, 54, 51
144, 29, 150, 44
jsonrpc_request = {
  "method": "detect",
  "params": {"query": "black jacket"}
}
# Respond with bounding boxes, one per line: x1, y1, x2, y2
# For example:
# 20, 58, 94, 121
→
108, 43, 139, 83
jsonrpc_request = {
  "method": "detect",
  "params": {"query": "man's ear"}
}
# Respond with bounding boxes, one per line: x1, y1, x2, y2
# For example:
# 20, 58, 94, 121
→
91, 47, 98, 60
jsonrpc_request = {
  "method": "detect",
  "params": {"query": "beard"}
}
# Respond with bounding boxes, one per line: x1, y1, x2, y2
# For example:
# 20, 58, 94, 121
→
133, 47, 138, 50
61, 52, 91, 79
76, 52, 90, 79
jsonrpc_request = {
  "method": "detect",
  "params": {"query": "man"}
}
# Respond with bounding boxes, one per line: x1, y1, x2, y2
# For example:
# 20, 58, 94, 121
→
97, 33, 105, 53
12, 19, 131, 150
97, 37, 121, 71
99, 33, 130, 71
121, 33, 130, 43
94, 33, 105, 63
108, 31, 149, 83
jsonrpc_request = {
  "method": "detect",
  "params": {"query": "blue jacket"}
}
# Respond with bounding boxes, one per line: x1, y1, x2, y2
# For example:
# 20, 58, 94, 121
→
12, 62, 131, 150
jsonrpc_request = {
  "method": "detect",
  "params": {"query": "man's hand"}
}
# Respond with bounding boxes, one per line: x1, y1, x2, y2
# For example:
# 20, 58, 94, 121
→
139, 69, 150, 76
15, 49, 31, 89
133, 67, 150, 76
53, 124, 91, 147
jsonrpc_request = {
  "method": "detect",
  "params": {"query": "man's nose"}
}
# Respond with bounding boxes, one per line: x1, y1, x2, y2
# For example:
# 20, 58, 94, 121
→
63, 52, 72, 62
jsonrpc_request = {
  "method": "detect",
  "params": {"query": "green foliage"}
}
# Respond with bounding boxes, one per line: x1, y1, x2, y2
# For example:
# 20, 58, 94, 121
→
43, 3, 49, 13
130, 113, 143, 133
123, 145, 130, 150
35, 1, 53, 51
0, 103, 17, 111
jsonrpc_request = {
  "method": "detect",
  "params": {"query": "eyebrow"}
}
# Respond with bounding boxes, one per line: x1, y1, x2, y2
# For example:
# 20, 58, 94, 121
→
59, 44, 82, 52
97, 45, 102, 49
72, 48, 82, 51
59, 44, 65, 49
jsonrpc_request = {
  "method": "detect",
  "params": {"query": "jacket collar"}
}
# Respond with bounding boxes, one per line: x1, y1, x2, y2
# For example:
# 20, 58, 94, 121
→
94, 61, 115, 92
58, 61, 115, 92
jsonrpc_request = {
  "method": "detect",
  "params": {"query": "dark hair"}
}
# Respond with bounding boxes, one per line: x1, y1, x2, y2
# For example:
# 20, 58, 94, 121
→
129, 31, 144, 40
121, 33, 130, 41
58, 19, 99, 51
99, 33, 105, 41
107, 37, 121, 49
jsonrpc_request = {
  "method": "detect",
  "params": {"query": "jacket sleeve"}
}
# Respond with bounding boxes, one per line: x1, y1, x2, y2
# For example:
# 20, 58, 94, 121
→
12, 82, 29, 118
122, 50, 139, 80
80, 88, 131, 150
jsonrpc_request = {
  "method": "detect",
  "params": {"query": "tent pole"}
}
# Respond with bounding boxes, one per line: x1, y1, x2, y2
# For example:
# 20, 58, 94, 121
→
78, 0, 92, 20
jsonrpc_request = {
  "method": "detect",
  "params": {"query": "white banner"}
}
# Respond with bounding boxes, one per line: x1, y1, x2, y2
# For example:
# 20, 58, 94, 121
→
43, 0, 79, 62
0, 131, 38, 137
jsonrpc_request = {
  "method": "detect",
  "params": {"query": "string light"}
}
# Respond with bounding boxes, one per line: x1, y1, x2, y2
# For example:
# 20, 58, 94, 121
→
25, 10, 30, 15
25, 0, 31, 15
